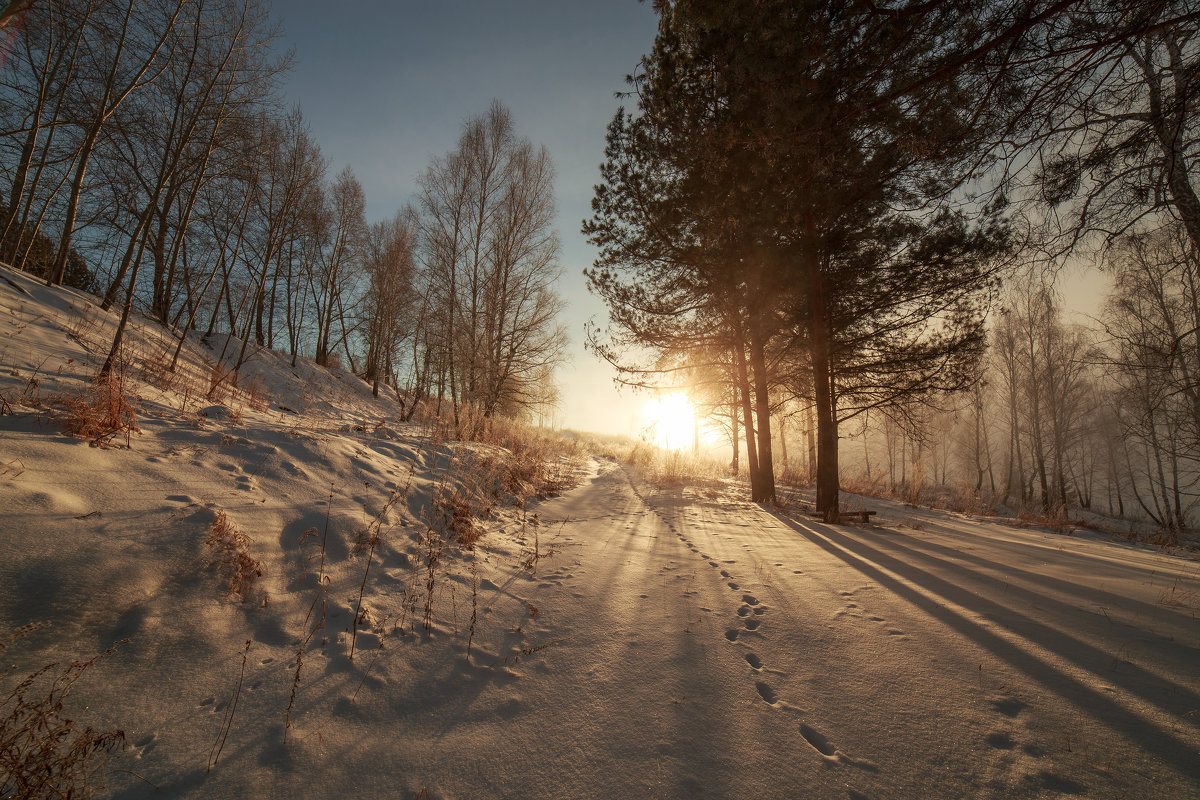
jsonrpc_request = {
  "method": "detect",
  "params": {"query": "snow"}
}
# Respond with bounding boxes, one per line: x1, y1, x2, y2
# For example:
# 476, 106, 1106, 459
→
1, 261, 1198, 799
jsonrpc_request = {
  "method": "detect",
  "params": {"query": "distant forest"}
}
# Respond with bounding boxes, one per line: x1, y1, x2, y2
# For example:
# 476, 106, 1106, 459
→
0, 0, 565, 424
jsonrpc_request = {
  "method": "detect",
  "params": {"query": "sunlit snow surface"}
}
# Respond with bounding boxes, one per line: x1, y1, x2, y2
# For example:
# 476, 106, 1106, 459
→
0, 262, 1198, 799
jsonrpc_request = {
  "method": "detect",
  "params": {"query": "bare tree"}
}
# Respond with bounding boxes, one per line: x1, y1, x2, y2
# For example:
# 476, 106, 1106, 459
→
310, 165, 365, 367
0, 0, 94, 277
1102, 224, 1200, 530
1023, 8, 1200, 258
50, 0, 186, 286
362, 207, 418, 397
418, 102, 567, 422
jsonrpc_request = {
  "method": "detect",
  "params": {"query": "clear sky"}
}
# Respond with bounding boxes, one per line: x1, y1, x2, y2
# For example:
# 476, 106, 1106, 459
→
274, 1, 661, 436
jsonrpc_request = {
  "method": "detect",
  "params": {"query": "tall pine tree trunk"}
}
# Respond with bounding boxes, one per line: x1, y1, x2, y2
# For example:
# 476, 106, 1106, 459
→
748, 321, 776, 502
806, 216, 839, 520
732, 335, 760, 496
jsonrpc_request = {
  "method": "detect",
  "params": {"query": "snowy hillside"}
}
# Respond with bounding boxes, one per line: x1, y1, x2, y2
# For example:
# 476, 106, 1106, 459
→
0, 262, 585, 797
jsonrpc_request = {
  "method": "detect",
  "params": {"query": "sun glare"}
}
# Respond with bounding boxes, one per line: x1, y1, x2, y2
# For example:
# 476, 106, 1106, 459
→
644, 392, 696, 451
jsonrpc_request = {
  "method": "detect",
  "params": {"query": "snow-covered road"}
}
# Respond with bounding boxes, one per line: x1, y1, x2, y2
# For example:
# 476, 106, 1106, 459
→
424, 459, 1200, 799
5, 445, 1198, 799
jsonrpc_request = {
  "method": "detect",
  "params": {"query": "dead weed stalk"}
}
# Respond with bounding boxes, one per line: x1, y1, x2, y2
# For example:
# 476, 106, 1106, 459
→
207, 639, 251, 772
62, 373, 140, 447
351, 476, 411, 660
285, 486, 335, 740
0, 639, 129, 800
206, 511, 264, 602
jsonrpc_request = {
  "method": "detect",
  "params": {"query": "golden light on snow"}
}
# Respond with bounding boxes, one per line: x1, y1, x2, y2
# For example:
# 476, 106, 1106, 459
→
643, 392, 696, 451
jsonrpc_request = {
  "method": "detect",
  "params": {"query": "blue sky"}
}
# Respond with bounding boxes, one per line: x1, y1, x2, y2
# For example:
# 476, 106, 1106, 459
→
275, 1, 661, 435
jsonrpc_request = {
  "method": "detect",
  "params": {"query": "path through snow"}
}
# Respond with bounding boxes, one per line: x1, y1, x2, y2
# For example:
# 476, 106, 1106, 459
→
379, 460, 1200, 799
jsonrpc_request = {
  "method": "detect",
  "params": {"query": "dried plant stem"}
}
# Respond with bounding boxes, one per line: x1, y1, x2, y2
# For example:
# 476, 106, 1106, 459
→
285, 485, 335, 740
351, 487, 403, 661
422, 530, 444, 632
208, 639, 251, 772
466, 560, 479, 662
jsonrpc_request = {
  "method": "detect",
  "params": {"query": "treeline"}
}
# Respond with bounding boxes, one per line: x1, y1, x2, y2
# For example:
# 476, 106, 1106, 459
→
843, 233, 1200, 535
0, 0, 564, 423
586, 0, 1200, 528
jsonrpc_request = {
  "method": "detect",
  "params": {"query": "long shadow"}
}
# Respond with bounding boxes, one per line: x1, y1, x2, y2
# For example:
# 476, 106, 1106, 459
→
785, 514, 1200, 722
420, 465, 667, 743
852, 524, 1198, 642
873, 519, 1198, 627
771, 511, 1200, 782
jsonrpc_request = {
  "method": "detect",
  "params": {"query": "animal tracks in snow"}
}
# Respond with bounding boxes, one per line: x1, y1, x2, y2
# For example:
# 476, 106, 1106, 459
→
645, 479, 878, 786
981, 693, 1087, 795
699, 539, 878, 781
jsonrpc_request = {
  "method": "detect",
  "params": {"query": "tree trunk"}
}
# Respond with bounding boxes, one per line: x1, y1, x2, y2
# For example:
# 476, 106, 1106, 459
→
748, 321, 776, 502
50, 124, 101, 285
806, 402, 816, 484
732, 333, 760, 497
806, 216, 839, 521
729, 388, 739, 476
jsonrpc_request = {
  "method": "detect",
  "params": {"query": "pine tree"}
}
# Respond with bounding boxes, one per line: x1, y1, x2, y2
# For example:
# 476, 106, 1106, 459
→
586, 0, 1010, 515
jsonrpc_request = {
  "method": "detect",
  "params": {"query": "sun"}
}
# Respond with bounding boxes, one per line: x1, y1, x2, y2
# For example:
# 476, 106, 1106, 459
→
643, 392, 696, 451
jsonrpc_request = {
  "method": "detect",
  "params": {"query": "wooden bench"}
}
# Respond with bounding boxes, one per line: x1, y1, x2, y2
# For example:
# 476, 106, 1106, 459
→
810, 510, 877, 524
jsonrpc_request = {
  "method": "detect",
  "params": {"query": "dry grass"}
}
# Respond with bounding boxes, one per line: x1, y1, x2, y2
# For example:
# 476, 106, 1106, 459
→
434, 485, 478, 547
206, 359, 234, 402
245, 377, 271, 412
133, 342, 179, 393
1147, 526, 1180, 548
615, 441, 728, 491
417, 527, 447, 633
205, 511, 264, 602
0, 640, 129, 800
61, 373, 140, 447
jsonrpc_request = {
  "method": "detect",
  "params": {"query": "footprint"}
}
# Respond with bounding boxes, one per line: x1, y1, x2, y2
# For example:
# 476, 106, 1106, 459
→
742, 594, 758, 605
756, 682, 777, 705
986, 731, 1015, 750
738, 605, 752, 617
728, 582, 740, 590
133, 733, 157, 756
725, 628, 739, 642
720, 570, 731, 577
744, 618, 761, 630
799, 723, 837, 757
992, 697, 1028, 718
745, 652, 763, 670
